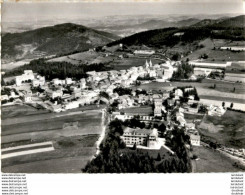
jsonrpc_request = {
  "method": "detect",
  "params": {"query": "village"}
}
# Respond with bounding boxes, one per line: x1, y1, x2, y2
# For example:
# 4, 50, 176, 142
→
2, 55, 245, 166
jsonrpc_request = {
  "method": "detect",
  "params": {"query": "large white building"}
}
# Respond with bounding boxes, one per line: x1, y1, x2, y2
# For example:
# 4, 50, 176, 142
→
15, 70, 35, 86
121, 127, 158, 148
189, 61, 231, 68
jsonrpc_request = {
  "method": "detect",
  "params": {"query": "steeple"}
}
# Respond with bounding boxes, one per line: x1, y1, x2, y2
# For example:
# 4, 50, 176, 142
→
145, 60, 149, 68
149, 59, 152, 67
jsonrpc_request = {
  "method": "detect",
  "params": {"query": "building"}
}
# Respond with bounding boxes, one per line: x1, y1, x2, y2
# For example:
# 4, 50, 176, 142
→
189, 61, 231, 68
65, 78, 73, 85
208, 105, 226, 116
134, 50, 155, 55
121, 127, 158, 148
220, 46, 245, 51
1, 95, 9, 101
32, 76, 45, 87
174, 89, 183, 100
190, 134, 200, 146
154, 98, 163, 117
47, 90, 63, 99
80, 78, 87, 89
15, 70, 35, 86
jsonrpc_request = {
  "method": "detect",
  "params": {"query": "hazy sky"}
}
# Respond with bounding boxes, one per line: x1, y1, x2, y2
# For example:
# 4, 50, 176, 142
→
2, 0, 244, 22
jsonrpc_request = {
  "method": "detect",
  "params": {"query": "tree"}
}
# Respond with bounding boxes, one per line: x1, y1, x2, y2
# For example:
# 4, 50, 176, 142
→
230, 102, 234, 109
156, 153, 161, 161
132, 143, 137, 150
222, 102, 225, 107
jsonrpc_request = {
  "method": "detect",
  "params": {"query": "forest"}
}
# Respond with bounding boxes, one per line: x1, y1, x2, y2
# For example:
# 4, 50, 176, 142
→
83, 118, 191, 173
107, 26, 245, 49
3, 58, 111, 80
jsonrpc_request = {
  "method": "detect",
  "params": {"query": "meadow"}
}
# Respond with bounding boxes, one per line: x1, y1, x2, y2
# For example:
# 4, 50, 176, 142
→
191, 146, 243, 173
198, 110, 245, 148
2, 135, 99, 173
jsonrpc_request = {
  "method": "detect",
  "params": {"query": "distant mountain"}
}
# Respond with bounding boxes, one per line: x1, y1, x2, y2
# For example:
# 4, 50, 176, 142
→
2, 23, 119, 63
192, 15, 245, 28
213, 15, 245, 28
107, 16, 245, 48
92, 18, 201, 37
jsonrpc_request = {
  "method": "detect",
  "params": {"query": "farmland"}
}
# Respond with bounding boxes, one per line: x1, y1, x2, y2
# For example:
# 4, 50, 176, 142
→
2, 135, 98, 173
191, 146, 243, 173
2, 104, 105, 173
197, 110, 245, 148
133, 79, 245, 100
184, 38, 245, 62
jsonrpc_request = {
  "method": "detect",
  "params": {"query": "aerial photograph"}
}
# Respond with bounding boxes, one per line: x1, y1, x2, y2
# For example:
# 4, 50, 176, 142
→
1, 0, 245, 173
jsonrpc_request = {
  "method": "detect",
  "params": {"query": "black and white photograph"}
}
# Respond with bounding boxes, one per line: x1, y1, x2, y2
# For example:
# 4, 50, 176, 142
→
1, 0, 245, 175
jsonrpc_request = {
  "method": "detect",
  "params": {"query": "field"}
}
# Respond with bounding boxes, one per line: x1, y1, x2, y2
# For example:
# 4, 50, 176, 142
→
2, 108, 103, 144
133, 79, 245, 101
2, 135, 98, 173
191, 146, 243, 173
48, 51, 114, 65
1, 104, 105, 173
198, 110, 245, 148
2, 104, 50, 119
184, 38, 245, 61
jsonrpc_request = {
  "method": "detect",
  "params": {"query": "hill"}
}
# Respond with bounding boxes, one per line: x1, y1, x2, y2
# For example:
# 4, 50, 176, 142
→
2, 23, 119, 63
107, 16, 245, 48
193, 15, 245, 28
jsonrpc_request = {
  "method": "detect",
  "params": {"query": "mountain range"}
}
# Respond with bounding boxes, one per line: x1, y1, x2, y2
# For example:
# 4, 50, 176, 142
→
2, 15, 244, 65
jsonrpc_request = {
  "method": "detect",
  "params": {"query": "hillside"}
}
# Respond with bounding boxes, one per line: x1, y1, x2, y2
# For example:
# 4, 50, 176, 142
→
107, 15, 245, 48
193, 15, 245, 28
2, 23, 119, 63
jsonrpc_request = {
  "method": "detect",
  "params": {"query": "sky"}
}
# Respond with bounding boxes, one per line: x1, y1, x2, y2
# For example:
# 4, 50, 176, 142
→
2, 0, 244, 22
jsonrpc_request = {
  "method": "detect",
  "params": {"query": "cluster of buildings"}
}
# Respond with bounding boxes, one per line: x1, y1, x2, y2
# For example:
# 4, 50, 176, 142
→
10, 59, 175, 112
115, 86, 203, 149
15, 70, 45, 87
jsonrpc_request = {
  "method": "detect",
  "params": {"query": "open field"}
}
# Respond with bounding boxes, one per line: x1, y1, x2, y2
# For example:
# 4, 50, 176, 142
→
198, 110, 245, 148
48, 51, 114, 65
200, 99, 245, 111
133, 79, 245, 100
2, 104, 50, 120
191, 146, 243, 173
2, 104, 104, 144
2, 135, 98, 173
184, 38, 245, 61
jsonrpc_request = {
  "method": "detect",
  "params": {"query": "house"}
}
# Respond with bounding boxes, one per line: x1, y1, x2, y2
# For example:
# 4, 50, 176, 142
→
51, 104, 63, 113
208, 105, 226, 116
65, 78, 73, 85
190, 134, 200, 146
72, 91, 82, 98
47, 90, 63, 99
15, 70, 35, 86
121, 127, 158, 148
154, 98, 163, 116
176, 112, 186, 126
24, 94, 32, 102
64, 101, 80, 110
1, 95, 9, 101
174, 89, 183, 100
167, 99, 175, 107
32, 76, 45, 87
80, 78, 87, 89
